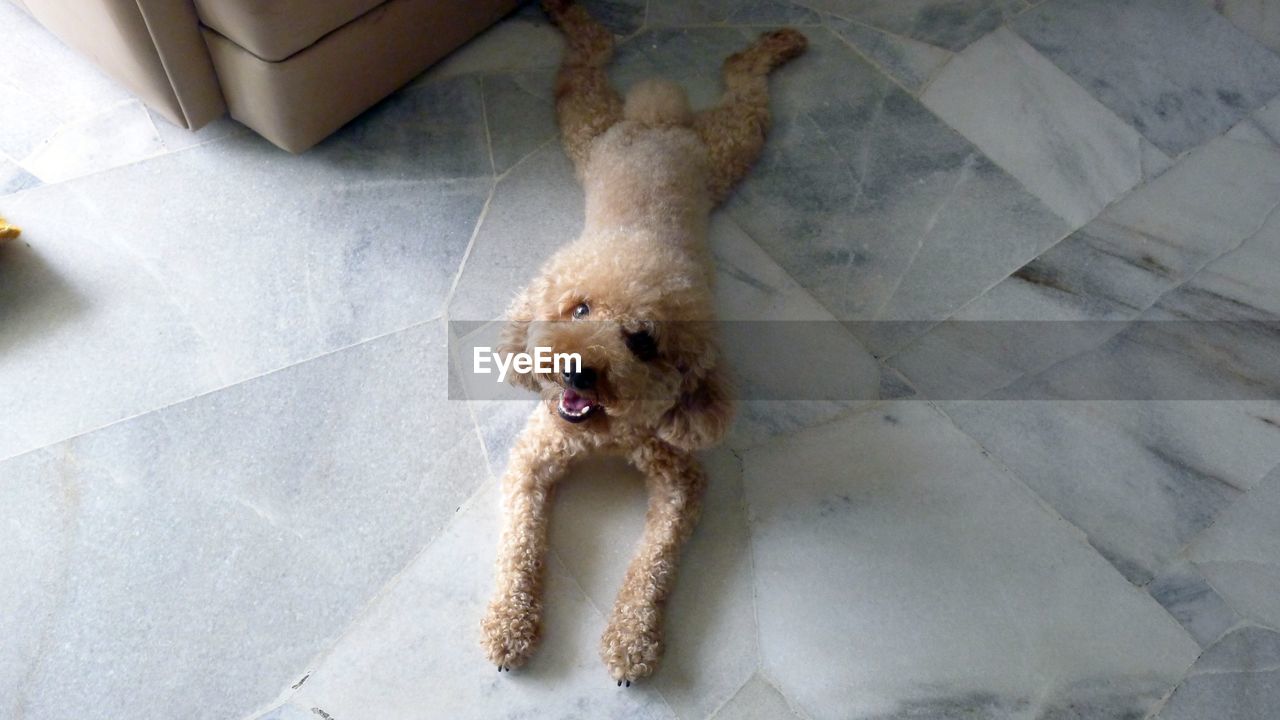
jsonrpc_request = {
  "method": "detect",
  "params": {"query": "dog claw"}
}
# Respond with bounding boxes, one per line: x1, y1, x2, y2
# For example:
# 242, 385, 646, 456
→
626, 680, 631, 687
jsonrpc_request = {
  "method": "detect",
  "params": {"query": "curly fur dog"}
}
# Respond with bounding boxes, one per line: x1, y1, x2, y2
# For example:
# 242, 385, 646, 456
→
480, 0, 806, 684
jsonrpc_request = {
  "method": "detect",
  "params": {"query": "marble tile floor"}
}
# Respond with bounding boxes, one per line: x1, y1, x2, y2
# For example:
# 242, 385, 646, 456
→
3, 0, 1280, 718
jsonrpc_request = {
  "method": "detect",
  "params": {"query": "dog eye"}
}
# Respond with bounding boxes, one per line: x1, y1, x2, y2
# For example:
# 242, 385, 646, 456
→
625, 330, 658, 361
571, 302, 590, 320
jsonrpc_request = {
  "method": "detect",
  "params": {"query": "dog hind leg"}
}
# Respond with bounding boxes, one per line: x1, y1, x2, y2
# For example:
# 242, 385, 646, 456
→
694, 28, 807, 204
543, 0, 624, 178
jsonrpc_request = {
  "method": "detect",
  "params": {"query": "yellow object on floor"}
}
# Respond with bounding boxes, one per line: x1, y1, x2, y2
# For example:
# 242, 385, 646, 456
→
0, 215, 20, 242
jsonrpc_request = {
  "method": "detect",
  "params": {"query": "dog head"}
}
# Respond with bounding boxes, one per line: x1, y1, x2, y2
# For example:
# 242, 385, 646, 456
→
499, 234, 734, 451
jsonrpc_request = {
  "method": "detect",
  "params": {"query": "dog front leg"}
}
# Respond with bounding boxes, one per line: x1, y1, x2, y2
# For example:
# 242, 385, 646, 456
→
602, 443, 708, 684
481, 411, 578, 671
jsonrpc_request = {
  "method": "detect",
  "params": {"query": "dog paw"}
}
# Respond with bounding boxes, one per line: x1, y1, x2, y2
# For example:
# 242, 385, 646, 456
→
600, 616, 664, 684
481, 597, 541, 671
758, 28, 808, 62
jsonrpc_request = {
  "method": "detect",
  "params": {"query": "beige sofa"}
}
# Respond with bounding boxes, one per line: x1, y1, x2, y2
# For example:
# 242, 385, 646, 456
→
12, 0, 520, 152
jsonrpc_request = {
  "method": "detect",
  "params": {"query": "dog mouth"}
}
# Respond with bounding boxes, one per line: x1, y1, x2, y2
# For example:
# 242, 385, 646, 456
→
556, 388, 601, 423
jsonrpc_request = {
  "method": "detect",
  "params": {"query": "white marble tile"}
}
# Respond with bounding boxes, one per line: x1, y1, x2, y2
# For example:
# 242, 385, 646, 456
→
922, 28, 1145, 227
1156, 626, 1280, 720
255, 704, 314, 720
941, 402, 1280, 584
1014, 0, 1280, 155
147, 109, 248, 153
712, 674, 803, 720
1189, 466, 1280, 632
285, 480, 676, 720
1212, 0, 1280, 55
482, 69, 559, 174
20, 100, 165, 183
448, 143, 583, 322
827, 17, 952, 92
743, 402, 1201, 719
0, 452, 70, 720
0, 156, 40, 195
0, 321, 492, 720
0, 120, 489, 460
0, 1, 136, 160
1141, 137, 1176, 180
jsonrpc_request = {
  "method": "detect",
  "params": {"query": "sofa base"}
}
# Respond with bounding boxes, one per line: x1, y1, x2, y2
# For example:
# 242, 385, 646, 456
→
204, 0, 518, 153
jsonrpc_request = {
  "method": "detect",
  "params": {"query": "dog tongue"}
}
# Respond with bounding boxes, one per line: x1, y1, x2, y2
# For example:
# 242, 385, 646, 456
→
562, 389, 592, 412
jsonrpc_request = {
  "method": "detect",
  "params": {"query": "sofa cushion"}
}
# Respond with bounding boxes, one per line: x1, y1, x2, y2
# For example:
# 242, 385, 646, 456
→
194, 0, 385, 62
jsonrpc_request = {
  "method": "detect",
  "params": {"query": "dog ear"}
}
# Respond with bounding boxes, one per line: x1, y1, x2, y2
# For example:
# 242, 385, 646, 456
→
498, 281, 544, 392
657, 358, 735, 451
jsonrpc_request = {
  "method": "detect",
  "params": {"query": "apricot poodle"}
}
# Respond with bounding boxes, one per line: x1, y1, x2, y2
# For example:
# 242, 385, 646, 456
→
480, 0, 806, 684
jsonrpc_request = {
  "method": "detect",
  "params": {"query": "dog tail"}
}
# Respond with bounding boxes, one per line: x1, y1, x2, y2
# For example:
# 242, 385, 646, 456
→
623, 79, 692, 128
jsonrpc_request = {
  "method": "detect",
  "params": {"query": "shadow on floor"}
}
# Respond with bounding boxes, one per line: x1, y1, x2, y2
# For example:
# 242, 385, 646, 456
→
0, 238, 87, 357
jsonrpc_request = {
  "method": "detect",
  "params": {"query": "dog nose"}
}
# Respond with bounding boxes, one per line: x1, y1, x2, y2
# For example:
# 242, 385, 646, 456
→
563, 367, 597, 391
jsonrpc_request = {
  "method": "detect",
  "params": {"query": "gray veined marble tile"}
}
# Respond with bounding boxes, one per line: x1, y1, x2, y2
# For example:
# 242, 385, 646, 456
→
921, 28, 1145, 227
1226, 99, 1280, 147
310, 74, 491, 180
1212, 0, 1280, 56
483, 68, 559, 175
1148, 556, 1243, 648
1156, 626, 1280, 720
886, 135, 1280, 400
1188, 465, 1280, 632
647, 0, 821, 27
0, 156, 40, 196
284, 480, 676, 720
710, 215, 882, 448
0, 320, 491, 720
0, 125, 490, 461
742, 401, 1201, 720
578, 0, 648, 36
801, 0, 1027, 52
418, 12, 563, 83
723, 28, 1067, 352
939, 402, 1280, 586
825, 16, 952, 92
989, 185, 1280, 404
1013, 0, 1280, 156
20, 100, 165, 184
